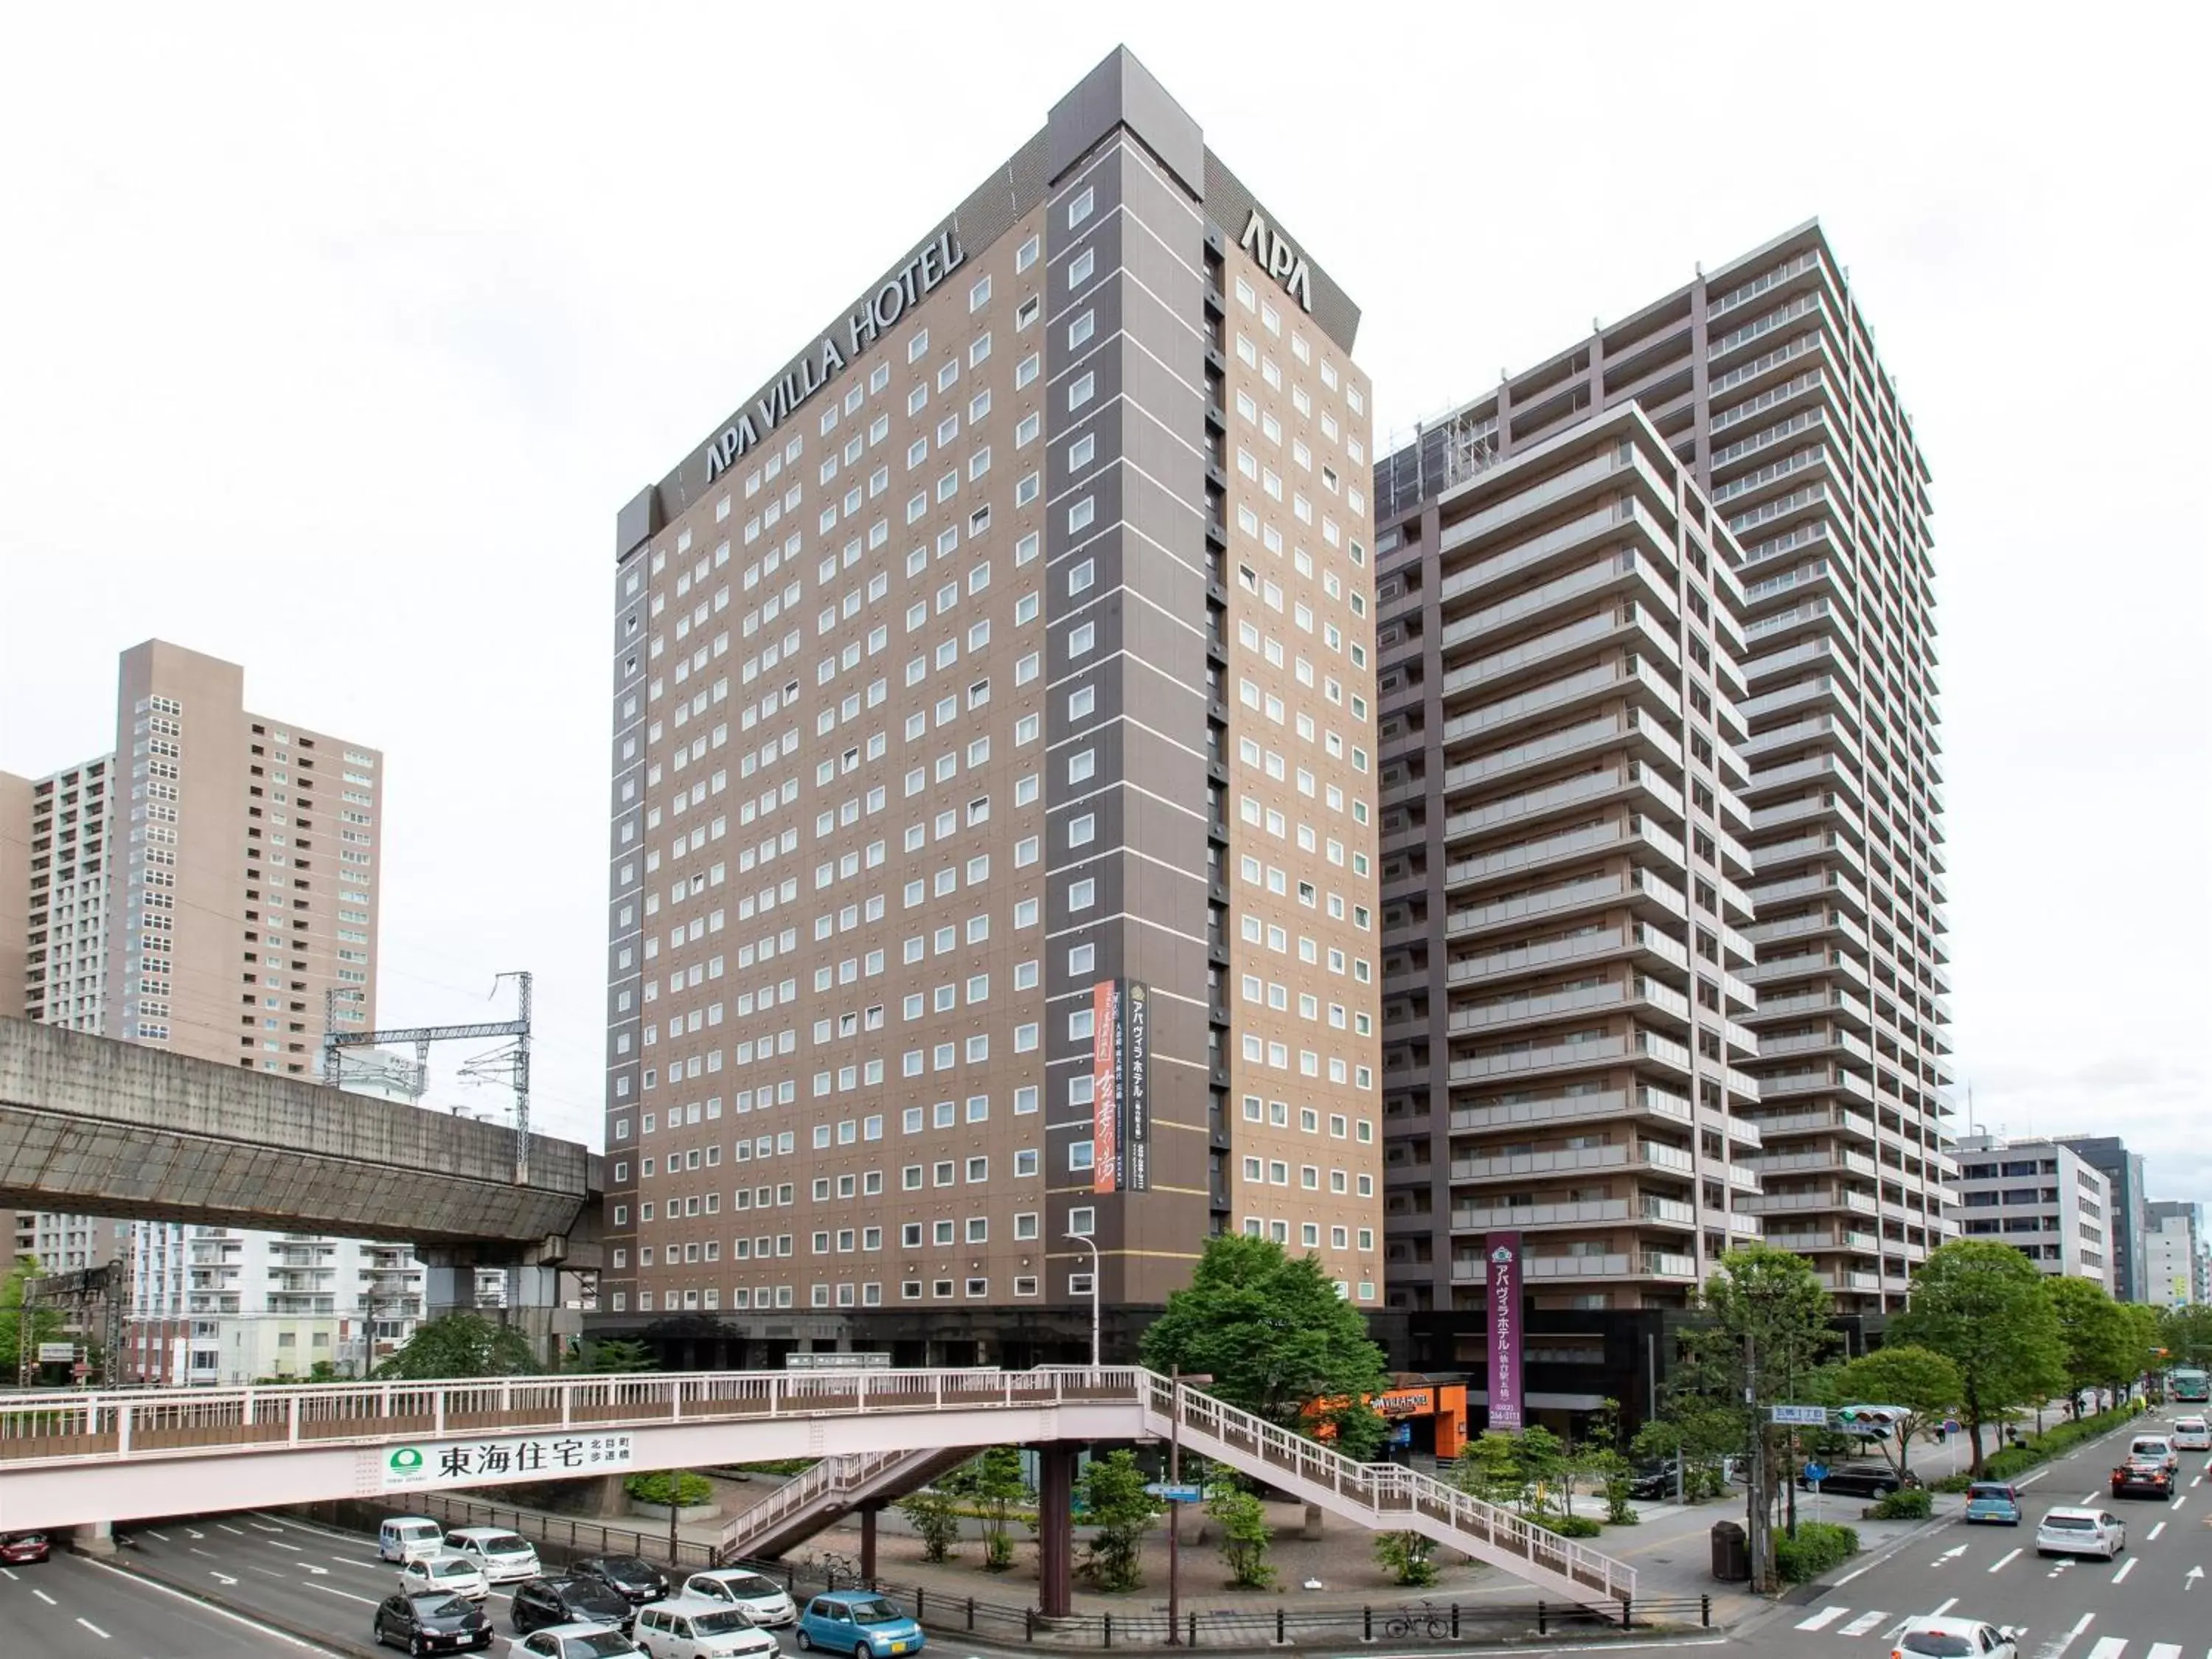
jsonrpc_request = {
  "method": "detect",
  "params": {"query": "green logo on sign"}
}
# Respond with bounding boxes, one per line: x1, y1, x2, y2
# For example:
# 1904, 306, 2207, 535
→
389, 1447, 424, 1474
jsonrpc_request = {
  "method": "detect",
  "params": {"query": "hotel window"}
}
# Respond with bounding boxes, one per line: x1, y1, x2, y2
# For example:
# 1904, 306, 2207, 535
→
1017, 234, 1040, 272
907, 328, 930, 365
1068, 373, 1094, 411
1070, 248, 1094, 286
969, 274, 992, 312
1067, 187, 1093, 228
1068, 310, 1095, 349
1017, 296, 1040, 330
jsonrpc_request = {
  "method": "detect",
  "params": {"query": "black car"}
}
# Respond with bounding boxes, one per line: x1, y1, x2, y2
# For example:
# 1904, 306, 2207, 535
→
512, 1575, 637, 1636
1624, 1460, 1680, 1500
1798, 1463, 1921, 1498
570, 1554, 671, 1605
375, 1590, 493, 1654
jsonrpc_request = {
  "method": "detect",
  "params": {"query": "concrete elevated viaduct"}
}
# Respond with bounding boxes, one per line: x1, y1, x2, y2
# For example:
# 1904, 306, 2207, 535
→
0, 1017, 602, 1316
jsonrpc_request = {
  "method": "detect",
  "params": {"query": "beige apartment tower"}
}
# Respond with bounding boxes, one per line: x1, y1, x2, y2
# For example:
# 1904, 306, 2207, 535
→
1, 640, 385, 1375
598, 48, 1381, 1364
1374, 222, 1950, 1334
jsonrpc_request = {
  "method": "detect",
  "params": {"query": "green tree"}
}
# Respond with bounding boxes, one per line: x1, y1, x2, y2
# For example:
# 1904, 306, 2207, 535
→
1, 1256, 68, 1383
1451, 1430, 1523, 1507
1077, 1450, 1163, 1593
944, 1446, 1028, 1571
1826, 1345, 1961, 1482
1139, 1235, 1391, 1459
375, 1312, 538, 1380
2118, 1304, 2161, 1393
1515, 1425, 1568, 1516
1206, 1479, 1276, 1589
2042, 1279, 2134, 1406
1575, 1399, 1638, 1523
2160, 1306, 2212, 1369
897, 1488, 961, 1563
582, 1338, 658, 1374
1374, 1531, 1438, 1587
1888, 1241, 2067, 1475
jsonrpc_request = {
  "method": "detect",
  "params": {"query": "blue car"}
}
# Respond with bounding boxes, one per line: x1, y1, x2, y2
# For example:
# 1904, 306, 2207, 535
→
1964, 1481, 2023, 1525
795, 1592, 925, 1658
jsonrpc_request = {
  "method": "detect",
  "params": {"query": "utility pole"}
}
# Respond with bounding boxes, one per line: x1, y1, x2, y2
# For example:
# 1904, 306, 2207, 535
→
1168, 1365, 1182, 1645
1745, 1326, 1768, 1593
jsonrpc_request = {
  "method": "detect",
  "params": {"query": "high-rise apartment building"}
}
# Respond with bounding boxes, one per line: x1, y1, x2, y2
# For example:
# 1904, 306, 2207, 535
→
1, 640, 386, 1378
2059, 1136, 2148, 1302
1949, 1133, 2111, 1290
599, 48, 1380, 1365
1368, 405, 1764, 1321
2145, 1199, 2199, 1309
1374, 222, 1952, 1326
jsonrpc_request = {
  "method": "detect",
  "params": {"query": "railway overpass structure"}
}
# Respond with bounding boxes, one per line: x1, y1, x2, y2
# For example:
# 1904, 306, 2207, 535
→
0, 1015, 602, 1319
0, 1366, 1636, 1610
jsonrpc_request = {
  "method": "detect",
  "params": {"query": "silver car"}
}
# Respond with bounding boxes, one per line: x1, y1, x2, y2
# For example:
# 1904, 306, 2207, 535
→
681, 1571, 799, 1628
2034, 1506, 2125, 1559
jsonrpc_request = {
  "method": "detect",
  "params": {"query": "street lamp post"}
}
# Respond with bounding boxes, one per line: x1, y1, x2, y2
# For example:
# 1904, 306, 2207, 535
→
1065, 1231, 1100, 1369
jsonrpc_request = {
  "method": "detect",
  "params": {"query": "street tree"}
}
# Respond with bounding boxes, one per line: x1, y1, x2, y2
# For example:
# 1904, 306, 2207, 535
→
1140, 1234, 1391, 1458
944, 1445, 1028, 1571
1206, 1478, 1276, 1589
2042, 1279, 2134, 1405
2160, 1306, 2212, 1369
375, 1312, 538, 1379
1, 1255, 68, 1383
1888, 1241, 2067, 1475
581, 1338, 658, 1374
1076, 1450, 1163, 1593
1826, 1346, 1961, 1482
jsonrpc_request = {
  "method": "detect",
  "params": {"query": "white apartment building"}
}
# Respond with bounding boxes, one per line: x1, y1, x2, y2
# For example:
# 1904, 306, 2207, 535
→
1949, 1133, 2111, 1289
2145, 1200, 2202, 1309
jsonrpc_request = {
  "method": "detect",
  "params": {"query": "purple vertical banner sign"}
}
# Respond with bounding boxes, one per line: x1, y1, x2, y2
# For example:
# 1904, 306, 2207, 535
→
1486, 1231, 1524, 1433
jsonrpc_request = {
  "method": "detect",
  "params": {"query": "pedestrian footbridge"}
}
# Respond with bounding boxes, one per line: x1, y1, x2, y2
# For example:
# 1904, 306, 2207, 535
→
0, 1367, 1633, 1603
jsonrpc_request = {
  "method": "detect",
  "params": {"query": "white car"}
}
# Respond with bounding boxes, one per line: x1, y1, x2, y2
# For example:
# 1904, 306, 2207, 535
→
400, 1552, 490, 1601
2172, 1416, 2211, 1450
634, 1598, 778, 1659
515, 1622, 641, 1659
1888, 1615, 2021, 1657
2035, 1506, 2126, 1559
443, 1526, 540, 1584
681, 1571, 799, 1627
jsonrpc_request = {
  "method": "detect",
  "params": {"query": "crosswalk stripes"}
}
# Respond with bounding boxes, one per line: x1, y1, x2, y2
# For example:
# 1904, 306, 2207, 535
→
1784, 1607, 2211, 1655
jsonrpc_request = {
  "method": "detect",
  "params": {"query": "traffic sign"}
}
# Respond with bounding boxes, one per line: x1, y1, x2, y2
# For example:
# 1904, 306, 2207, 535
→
1144, 1483, 1203, 1503
36, 1342, 74, 1363
1803, 1463, 1829, 1485
1770, 1403, 1829, 1426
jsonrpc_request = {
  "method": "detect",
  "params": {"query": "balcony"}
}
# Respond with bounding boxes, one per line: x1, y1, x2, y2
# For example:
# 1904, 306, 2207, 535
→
1448, 1083, 1694, 1137
1819, 1268, 1883, 1294
1447, 920, 1686, 989
1447, 975, 1690, 1037
1739, 1186, 1879, 1217
1750, 1106, 1877, 1144
1743, 1144, 1880, 1182
1447, 1026, 1692, 1088
1450, 1138, 1696, 1183
1451, 1251, 1699, 1283
1449, 1194, 1697, 1233
1766, 1227, 1879, 1254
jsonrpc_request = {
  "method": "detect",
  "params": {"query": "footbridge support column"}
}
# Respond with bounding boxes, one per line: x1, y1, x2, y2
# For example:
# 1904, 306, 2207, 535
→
858, 1505, 879, 1581
69, 1520, 115, 1556
1035, 1442, 1077, 1620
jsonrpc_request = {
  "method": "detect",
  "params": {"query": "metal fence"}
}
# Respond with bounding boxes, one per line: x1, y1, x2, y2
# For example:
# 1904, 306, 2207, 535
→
302, 1493, 1710, 1649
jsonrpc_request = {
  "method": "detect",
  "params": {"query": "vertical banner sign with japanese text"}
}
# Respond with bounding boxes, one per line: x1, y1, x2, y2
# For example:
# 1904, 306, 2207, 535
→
1092, 981, 1120, 1194
381, 1433, 633, 1492
1090, 979, 1152, 1195
1486, 1232, 1524, 1433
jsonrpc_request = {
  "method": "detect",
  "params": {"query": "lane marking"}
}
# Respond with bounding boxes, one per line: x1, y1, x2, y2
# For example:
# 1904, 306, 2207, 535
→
2143, 1644, 2180, 1659
2196, 1475, 2204, 1489
248, 1565, 288, 1579
2081, 1492, 2103, 1504
2150, 1522, 2168, 1540
1991, 1547, 2023, 1571
184, 1528, 205, 1540
142, 1531, 169, 1543
265, 1541, 302, 1552
1840, 1611, 1888, 1635
0, 1568, 15, 1582
2019, 1470, 2051, 1486
308, 1583, 382, 1607
2083, 1641, 2126, 1659
2112, 1554, 2140, 1582
2179, 1495, 2191, 1510
72, 1555, 347, 1654
1832, 1565, 1869, 1586
1931, 1597, 1960, 1617
1794, 1607, 1846, 1631
74, 1618, 111, 1639
32, 1588, 57, 1604
215, 1523, 246, 1536
2072, 1612, 2096, 1633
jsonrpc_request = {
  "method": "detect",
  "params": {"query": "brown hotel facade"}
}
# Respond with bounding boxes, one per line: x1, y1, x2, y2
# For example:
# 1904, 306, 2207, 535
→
599, 49, 1382, 1365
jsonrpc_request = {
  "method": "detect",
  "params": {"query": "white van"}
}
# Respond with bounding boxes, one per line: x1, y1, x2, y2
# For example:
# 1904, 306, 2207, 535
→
443, 1525, 541, 1582
378, 1516, 447, 1563
634, 1598, 777, 1659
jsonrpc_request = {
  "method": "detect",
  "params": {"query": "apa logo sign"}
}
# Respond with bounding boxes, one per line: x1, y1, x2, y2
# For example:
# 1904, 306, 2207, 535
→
1239, 211, 1313, 312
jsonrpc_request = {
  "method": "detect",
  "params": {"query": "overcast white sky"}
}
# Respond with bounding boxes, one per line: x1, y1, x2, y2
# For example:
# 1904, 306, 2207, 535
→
3, 6, 2206, 1197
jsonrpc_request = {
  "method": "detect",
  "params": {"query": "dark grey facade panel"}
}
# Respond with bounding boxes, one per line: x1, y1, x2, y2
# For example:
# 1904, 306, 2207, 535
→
1202, 153, 1360, 358
1046, 45, 1204, 198
616, 486, 661, 560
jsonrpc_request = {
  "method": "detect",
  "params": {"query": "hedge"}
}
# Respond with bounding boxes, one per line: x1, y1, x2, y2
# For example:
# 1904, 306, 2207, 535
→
1773, 1520, 1860, 1583
1930, 1402, 2147, 1492
625, 1471, 713, 1506
1869, 1488, 1933, 1520
1532, 1514, 1603, 1539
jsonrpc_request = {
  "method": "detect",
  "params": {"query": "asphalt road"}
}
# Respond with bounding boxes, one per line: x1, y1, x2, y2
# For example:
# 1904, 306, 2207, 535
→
0, 1542, 344, 1656
1733, 1408, 2212, 1659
